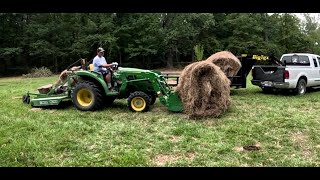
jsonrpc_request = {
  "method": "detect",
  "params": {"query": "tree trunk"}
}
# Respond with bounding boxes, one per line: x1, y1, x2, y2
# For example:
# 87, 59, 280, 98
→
166, 48, 173, 69
142, 56, 145, 69
54, 56, 58, 73
0, 58, 7, 76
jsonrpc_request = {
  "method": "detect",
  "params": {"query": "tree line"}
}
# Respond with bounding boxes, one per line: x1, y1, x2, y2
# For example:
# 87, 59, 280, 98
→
0, 13, 319, 76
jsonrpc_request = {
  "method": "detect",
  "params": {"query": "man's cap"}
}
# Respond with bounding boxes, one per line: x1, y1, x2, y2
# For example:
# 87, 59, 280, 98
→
97, 47, 105, 53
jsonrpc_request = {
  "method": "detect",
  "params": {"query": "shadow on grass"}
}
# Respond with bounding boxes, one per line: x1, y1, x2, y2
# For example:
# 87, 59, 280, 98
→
35, 99, 169, 113
244, 87, 320, 97
230, 88, 259, 96
102, 100, 128, 111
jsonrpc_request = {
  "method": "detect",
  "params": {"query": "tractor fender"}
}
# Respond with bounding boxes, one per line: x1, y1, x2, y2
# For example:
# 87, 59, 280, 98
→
74, 71, 109, 95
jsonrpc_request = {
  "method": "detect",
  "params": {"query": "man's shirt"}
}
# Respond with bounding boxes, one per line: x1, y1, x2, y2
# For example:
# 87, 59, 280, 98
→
93, 55, 107, 71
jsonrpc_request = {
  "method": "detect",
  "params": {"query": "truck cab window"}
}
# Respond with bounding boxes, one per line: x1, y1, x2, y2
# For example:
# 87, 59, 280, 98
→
281, 55, 310, 66
313, 58, 318, 67
299, 56, 309, 65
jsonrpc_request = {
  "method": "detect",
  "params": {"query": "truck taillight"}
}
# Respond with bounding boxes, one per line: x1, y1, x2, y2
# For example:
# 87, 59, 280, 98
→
284, 70, 289, 79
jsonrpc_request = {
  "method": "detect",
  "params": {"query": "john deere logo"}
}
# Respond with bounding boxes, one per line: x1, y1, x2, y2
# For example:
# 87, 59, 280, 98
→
40, 101, 49, 105
50, 100, 58, 104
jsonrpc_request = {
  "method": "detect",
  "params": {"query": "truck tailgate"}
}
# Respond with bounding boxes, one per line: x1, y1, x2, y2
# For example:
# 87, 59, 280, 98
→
252, 65, 285, 82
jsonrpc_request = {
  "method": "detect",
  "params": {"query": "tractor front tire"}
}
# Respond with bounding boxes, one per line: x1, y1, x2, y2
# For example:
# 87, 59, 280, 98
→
72, 81, 103, 111
128, 91, 150, 112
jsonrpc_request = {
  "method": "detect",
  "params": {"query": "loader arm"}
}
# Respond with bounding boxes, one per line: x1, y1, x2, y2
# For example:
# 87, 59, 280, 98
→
148, 73, 183, 112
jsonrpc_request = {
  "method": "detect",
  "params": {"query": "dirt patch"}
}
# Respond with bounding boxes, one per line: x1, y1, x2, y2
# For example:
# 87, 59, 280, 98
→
153, 152, 196, 166
291, 131, 312, 159
185, 152, 196, 161
169, 135, 182, 143
243, 144, 261, 151
233, 146, 244, 152
151, 106, 167, 112
153, 154, 180, 166
30, 108, 42, 112
292, 131, 307, 145
234, 143, 262, 152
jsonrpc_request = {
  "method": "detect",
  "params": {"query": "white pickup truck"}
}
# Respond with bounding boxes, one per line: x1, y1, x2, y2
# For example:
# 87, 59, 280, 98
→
251, 53, 320, 95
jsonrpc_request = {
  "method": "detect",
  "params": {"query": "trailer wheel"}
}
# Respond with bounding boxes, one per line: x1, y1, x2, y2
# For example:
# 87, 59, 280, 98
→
72, 81, 103, 111
295, 79, 306, 95
128, 91, 150, 112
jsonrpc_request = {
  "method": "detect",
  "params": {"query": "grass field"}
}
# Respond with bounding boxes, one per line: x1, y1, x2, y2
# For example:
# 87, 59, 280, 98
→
0, 74, 320, 167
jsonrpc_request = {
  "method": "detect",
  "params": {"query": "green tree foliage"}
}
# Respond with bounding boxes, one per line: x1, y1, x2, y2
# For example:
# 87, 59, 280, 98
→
0, 13, 318, 76
194, 44, 204, 61
302, 13, 320, 54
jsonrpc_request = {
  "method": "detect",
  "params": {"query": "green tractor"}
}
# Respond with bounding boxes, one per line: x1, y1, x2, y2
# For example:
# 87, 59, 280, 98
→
23, 59, 183, 113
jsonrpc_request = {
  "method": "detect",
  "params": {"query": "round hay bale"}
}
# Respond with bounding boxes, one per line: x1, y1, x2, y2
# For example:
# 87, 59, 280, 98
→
176, 61, 231, 118
205, 51, 241, 77
175, 61, 201, 94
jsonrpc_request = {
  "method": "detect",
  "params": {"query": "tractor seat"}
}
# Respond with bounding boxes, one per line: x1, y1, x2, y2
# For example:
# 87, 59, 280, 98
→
89, 64, 94, 71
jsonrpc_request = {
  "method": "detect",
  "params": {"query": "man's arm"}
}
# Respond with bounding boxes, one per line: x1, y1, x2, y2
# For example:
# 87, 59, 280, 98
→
94, 57, 113, 68
101, 64, 113, 68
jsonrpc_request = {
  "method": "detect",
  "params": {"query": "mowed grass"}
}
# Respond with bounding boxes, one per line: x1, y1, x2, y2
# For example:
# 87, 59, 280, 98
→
0, 74, 320, 167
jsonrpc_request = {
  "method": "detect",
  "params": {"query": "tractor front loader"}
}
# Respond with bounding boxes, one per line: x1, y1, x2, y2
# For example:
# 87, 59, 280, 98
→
23, 59, 184, 113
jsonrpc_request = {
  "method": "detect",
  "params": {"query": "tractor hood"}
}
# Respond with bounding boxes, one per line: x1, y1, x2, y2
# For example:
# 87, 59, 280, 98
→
117, 67, 153, 73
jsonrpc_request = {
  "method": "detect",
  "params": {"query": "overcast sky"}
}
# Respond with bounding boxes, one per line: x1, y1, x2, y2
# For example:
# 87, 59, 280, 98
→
292, 13, 319, 22
268, 13, 319, 23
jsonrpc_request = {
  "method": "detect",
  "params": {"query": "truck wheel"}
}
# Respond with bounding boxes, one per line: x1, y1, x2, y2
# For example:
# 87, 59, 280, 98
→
72, 81, 103, 111
128, 91, 150, 112
295, 79, 306, 95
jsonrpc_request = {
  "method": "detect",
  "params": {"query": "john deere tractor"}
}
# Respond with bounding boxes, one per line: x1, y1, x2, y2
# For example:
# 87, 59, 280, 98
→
23, 59, 183, 113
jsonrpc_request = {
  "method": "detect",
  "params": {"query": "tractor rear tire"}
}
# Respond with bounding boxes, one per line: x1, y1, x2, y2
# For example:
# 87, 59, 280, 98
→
128, 91, 150, 112
72, 80, 103, 111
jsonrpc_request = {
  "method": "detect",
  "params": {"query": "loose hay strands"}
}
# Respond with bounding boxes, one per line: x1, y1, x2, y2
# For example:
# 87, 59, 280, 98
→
205, 51, 241, 77
52, 66, 81, 88
175, 61, 201, 94
176, 61, 231, 118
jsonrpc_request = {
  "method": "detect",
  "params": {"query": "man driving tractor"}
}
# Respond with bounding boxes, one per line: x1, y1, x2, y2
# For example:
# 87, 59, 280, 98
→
93, 47, 114, 91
